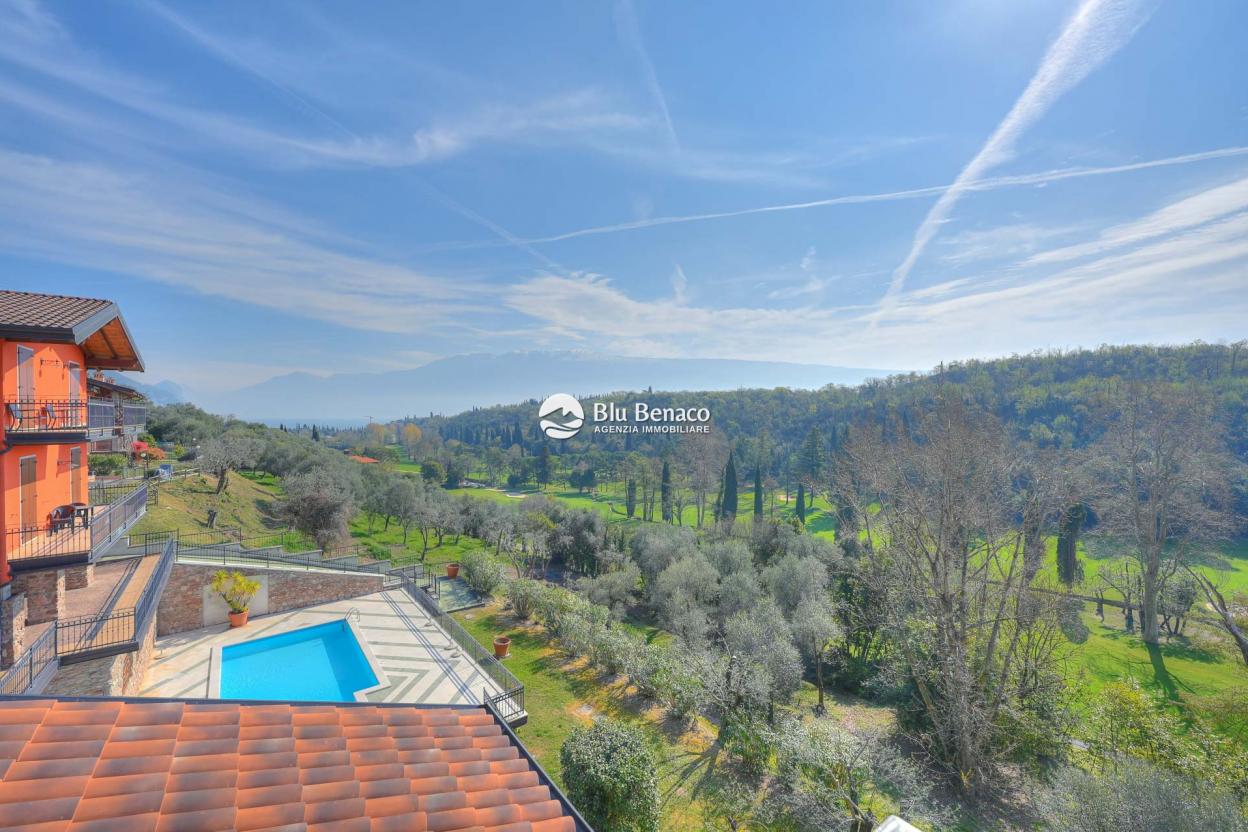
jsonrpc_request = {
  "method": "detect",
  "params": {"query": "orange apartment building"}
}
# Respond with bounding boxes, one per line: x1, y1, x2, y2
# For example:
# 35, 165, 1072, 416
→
0, 290, 147, 593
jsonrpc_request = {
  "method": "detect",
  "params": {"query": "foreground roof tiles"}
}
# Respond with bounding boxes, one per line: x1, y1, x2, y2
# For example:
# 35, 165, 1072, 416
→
0, 698, 578, 832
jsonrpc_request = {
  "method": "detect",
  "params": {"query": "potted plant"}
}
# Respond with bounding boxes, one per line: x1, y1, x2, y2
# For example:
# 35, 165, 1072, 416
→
211, 570, 261, 628
446, 562, 460, 579
493, 635, 511, 659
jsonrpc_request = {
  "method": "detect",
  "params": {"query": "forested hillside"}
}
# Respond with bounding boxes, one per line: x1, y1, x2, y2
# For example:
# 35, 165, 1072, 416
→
413, 342, 1248, 464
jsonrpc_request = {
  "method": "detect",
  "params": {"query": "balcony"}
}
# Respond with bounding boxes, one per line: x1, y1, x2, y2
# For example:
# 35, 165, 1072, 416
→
4, 482, 148, 571
3, 399, 87, 442
87, 398, 146, 442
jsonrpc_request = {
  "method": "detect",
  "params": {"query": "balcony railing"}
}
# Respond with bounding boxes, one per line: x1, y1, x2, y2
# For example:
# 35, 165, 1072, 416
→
55, 535, 176, 662
3, 399, 87, 434
5, 482, 148, 566
0, 624, 57, 696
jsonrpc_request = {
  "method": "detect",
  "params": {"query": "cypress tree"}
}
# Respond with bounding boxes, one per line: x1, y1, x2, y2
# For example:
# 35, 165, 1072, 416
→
626, 478, 637, 518
796, 482, 806, 524
660, 460, 673, 522
537, 444, 552, 487
311, 425, 320, 442
753, 465, 763, 517
1057, 503, 1087, 585
721, 454, 738, 520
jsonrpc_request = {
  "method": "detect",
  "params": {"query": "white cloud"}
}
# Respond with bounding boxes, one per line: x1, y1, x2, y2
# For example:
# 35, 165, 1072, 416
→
880, 0, 1154, 312
503, 209, 1248, 369
0, 149, 485, 334
1025, 174, 1248, 264
938, 222, 1083, 265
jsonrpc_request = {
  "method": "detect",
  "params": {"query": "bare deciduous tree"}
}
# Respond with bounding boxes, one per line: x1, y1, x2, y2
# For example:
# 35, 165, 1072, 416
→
1090, 383, 1238, 645
836, 398, 1067, 791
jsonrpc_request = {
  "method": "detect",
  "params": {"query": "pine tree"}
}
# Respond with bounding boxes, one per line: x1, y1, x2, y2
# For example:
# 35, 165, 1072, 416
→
660, 460, 673, 523
1057, 503, 1086, 585
753, 465, 763, 517
720, 453, 738, 521
796, 482, 807, 524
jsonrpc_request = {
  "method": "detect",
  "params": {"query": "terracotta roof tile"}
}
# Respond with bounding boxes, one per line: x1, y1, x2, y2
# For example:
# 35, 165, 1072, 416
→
0, 699, 584, 832
0, 292, 112, 331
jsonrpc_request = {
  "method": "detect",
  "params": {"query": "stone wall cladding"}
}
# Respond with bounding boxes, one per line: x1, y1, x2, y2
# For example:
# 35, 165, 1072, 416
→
63, 563, 94, 591
0, 595, 27, 668
12, 570, 65, 625
157, 563, 384, 637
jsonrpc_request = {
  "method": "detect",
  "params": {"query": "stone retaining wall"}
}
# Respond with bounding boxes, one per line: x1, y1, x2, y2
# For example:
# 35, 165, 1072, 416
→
156, 563, 384, 636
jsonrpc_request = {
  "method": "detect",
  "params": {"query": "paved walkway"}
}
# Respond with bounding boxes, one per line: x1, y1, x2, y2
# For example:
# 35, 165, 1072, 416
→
140, 589, 508, 707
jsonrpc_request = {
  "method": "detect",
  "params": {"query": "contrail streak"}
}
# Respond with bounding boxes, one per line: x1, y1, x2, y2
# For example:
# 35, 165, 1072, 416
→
878, 0, 1155, 316
416, 145, 1247, 252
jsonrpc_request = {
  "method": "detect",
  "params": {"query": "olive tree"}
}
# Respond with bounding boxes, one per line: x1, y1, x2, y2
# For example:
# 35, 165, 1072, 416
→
200, 428, 264, 494
281, 466, 355, 548
1034, 761, 1247, 832
791, 594, 841, 713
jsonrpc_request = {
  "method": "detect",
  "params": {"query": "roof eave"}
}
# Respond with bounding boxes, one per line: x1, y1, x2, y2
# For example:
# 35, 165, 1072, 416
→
76, 304, 146, 372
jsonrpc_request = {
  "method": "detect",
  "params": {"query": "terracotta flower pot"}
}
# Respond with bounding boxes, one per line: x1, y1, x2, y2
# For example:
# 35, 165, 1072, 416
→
228, 609, 249, 628
446, 563, 460, 579
493, 636, 511, 659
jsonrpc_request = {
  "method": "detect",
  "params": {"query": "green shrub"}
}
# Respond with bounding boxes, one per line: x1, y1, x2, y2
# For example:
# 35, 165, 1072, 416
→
590, 626, 643, 676
88, 453, 127, 476
460, 549, 506, 595
560, 719, 660, 832
503, 578, 544, 620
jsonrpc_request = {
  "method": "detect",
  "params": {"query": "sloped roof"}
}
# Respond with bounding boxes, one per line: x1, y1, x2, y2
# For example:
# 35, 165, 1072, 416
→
0, 291, 144, 371
0, 697, 585, 832
86, 376, 143, 399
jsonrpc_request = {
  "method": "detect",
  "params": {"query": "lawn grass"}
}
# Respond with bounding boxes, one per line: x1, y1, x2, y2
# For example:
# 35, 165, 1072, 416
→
1068, 602, 1248, 705
129, 471, 285, 538
453, 601, 728, 830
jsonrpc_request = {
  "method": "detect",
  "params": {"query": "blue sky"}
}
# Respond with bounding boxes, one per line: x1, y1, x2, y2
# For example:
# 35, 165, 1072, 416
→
0, 0, 1245, 395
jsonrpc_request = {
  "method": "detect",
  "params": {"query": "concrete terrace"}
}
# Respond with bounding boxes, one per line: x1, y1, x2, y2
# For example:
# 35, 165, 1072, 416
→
139, 589, 511, 708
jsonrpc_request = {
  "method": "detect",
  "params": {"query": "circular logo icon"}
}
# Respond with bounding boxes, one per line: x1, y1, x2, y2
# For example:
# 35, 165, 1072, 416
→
538, 393, 584, 440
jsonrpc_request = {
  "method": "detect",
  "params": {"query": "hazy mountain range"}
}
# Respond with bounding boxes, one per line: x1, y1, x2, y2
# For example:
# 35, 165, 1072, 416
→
178, 352, 897, 424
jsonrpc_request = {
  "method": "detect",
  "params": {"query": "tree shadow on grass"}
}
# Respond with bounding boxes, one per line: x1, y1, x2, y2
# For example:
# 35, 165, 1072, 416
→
1098, 628, 1221, 664
1146, 642, 1180, 702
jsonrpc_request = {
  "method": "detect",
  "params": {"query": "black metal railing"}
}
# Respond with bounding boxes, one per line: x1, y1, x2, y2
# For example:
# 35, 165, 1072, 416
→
88, 483, 147, 557
397, 579, 524, 721
54, 535, 175, 662
56, 608, 136, 657
0, 624, 57, 696
88, 480, 144, 507
175, 533, 394, 576
3, 399, 87, 433
5, 482, 147, 565
5, 525, 91, 562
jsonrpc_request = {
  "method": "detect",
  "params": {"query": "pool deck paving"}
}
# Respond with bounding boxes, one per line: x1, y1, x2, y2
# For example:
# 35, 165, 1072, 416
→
140, 589, 510, 708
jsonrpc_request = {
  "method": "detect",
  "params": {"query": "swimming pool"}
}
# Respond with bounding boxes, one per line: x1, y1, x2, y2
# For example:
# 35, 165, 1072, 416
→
214, 619, 388, 702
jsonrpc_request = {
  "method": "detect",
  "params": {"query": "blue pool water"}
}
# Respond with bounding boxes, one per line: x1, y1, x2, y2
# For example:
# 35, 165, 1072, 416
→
220, 620, 378, 702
